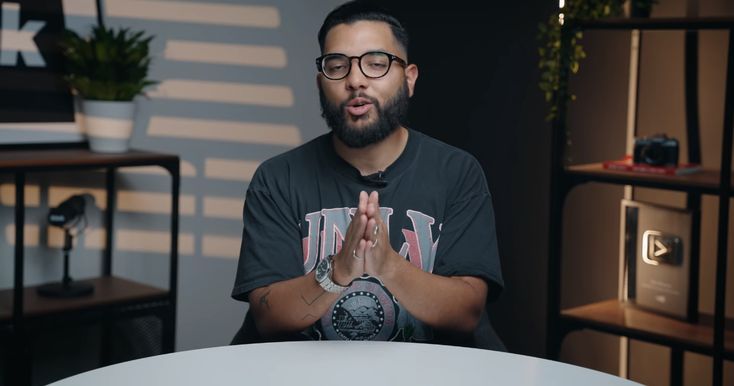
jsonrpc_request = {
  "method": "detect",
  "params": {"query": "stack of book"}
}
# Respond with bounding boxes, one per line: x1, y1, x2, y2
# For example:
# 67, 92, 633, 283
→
602, 156, 701, 176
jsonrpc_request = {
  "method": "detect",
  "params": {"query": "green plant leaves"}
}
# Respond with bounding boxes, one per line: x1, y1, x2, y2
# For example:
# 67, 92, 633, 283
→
537, 0, 660, 122
536, 0, 629, 122
60, 25, 157, 101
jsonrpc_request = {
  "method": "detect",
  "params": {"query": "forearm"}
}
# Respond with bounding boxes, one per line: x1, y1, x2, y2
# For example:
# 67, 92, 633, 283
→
380, 254, 487, 333
249, 271, 340, 338
249, 194, 369, 339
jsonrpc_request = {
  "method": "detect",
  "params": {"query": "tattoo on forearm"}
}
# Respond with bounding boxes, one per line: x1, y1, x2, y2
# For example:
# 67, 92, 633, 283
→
301, 313, 317, 321
300, 291, 325, 305
259, 288, 272, 310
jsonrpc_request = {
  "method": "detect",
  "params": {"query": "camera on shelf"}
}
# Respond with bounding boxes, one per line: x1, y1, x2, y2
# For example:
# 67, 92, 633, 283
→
633, 134, 679, 167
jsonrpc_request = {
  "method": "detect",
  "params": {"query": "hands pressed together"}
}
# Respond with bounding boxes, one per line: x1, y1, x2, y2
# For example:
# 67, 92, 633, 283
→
331, 191, 402, 286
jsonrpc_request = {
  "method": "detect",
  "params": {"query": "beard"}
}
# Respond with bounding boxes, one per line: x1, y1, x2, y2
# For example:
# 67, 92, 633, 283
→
319, 81, 409, 148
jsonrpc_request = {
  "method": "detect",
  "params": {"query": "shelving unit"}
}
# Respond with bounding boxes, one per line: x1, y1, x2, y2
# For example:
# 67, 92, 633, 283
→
0, 144, 180, 386
546, 17, 734, 386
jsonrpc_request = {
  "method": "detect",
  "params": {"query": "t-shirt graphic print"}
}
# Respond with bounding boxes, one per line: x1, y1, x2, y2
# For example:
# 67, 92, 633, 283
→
301, 206, 439, 342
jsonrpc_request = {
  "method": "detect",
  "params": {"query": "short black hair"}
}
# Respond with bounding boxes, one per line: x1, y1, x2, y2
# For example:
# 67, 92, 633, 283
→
317, 1, 409, 56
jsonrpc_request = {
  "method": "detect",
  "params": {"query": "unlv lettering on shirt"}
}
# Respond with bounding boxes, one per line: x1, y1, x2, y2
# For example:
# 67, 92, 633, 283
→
301, 207, 440, 273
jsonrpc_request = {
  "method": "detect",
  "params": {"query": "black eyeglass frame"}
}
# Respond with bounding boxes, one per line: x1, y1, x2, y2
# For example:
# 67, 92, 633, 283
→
315, 51, 407, 80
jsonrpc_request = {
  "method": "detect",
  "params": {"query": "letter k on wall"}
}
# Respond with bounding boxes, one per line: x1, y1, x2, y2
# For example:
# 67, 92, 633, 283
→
1, 2, 46, 66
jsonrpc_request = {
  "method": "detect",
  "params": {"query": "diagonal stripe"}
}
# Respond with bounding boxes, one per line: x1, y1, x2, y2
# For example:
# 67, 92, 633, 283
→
147, 116, 301, 146
202, 235, 241, 259
48, 187, 106, 209
120, 161, 197, 177
105, 0, 280, 28
0, 122, 79, 133
205, 158, 259, 182
48, 187, 196, 215
82, 228, 195, 255
0, 184, 40, 206
117, 191, 196, 215
5, 225, 194, 255
203, 196, 243, 219
164, 40, 287, 68
62, 0, 97, 16
148, 79, 294, 107
4, 224, 39, 246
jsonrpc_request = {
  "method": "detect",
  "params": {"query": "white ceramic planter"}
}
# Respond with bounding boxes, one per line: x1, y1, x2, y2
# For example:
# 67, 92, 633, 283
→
81, 100, 135, 153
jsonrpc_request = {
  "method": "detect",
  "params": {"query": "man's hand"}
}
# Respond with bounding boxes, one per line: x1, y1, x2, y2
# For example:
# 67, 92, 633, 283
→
363, 191, 404, 279
247, 192, 372, 337
358, 191, 487, 333
331, 191, 369, 286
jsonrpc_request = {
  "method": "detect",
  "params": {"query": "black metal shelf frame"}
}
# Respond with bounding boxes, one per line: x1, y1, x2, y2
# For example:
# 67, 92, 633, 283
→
563, 168, 733, 195
562, 317, 718, 358
546, 17, 734, 386
0, 148, 180, 386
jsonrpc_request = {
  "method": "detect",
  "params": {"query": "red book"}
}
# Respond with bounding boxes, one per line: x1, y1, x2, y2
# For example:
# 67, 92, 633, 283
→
602, 155, 701, 176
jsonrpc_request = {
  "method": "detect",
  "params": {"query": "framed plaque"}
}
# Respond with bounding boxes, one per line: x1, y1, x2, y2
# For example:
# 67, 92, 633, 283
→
622, 199, 698, 321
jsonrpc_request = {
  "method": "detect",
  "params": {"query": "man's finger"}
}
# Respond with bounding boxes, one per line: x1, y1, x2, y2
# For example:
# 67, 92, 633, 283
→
351, 213, 367, 242
355, 238, 367, 259
343, 212, 366, 256
368, 191, 379, 207
358, 191, 368, 215
365, 217, 378, 244
366, 202, 383, 222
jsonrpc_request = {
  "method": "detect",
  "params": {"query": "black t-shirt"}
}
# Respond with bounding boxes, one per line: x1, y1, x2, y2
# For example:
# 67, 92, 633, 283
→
231, 129, 505, 350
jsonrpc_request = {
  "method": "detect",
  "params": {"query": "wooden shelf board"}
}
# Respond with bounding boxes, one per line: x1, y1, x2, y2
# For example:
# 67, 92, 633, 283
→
573, 17, 734, 30
566, 163, 731, 194
0, 277, 168, 322
561, 299, 734, 356
0, 148, 178, 172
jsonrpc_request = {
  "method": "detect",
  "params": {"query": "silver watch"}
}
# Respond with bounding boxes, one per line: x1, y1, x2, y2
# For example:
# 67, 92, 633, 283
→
315, 255, 348, 293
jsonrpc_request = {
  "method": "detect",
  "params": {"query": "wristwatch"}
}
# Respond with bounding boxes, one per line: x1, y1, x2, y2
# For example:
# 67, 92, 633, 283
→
315, 254, 348, 293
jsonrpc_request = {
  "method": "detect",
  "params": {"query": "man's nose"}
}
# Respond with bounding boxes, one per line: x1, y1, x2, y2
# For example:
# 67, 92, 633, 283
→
345, 58, 368, 90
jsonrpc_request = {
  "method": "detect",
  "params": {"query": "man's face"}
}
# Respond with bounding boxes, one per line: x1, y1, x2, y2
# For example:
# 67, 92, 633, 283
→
318, 21, 418, 148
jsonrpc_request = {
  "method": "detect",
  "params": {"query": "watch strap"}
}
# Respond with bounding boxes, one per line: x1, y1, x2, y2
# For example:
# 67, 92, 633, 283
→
318, 255, 349, 293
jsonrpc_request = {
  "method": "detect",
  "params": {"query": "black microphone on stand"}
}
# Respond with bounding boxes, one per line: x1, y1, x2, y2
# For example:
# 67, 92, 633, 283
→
48, 194, 91, 228
37, 193, 96, 298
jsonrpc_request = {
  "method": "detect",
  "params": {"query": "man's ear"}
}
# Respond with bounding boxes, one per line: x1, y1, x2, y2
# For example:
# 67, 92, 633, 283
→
405, 64, 418, 97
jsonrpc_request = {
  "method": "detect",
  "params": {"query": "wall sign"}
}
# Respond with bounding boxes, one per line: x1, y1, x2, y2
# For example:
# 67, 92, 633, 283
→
0, 0, 93, 144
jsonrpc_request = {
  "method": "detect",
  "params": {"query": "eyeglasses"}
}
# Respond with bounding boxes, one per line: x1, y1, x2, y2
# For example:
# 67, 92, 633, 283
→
316, 51, 407, 80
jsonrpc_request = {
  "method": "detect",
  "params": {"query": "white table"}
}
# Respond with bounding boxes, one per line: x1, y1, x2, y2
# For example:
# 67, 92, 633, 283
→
48, 341, 641, 386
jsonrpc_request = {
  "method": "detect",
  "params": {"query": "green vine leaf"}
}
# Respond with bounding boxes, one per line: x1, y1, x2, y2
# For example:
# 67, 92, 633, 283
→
537, 0, 657, 122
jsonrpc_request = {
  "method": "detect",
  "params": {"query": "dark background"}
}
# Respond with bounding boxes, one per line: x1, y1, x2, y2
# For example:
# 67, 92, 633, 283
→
372, 0, 556, 357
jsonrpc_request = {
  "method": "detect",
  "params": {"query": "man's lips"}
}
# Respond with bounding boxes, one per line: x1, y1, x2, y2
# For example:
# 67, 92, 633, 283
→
345, 97, 373, 117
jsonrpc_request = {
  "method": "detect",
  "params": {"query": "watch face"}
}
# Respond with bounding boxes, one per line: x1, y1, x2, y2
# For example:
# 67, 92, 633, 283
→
315, 257, 330, 282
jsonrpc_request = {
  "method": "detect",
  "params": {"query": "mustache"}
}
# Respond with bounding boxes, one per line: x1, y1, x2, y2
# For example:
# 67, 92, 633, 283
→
340, 93, 379, 109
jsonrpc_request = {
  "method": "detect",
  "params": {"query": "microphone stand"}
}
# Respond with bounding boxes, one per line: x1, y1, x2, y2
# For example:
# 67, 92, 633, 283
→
37, 228, 94, 298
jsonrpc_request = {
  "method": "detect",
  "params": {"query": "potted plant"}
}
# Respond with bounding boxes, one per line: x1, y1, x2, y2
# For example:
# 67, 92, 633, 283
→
60, 25, 157, 153
537, 0, 657, 122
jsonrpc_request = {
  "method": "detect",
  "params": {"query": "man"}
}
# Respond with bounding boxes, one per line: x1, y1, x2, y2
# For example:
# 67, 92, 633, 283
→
231, 0, 504, 350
